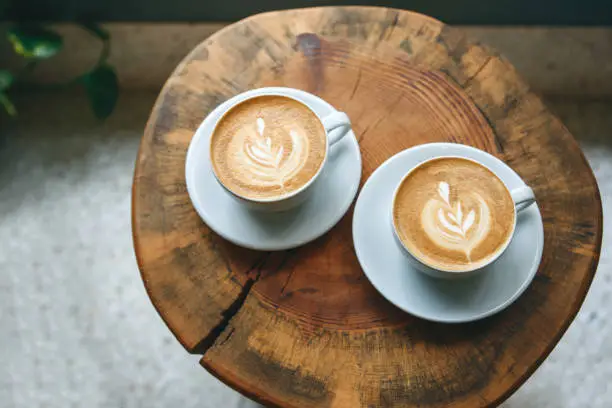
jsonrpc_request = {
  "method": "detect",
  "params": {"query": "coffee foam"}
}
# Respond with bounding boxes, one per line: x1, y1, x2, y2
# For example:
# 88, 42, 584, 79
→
210, 95, 327, 200
393, 158, 515, 271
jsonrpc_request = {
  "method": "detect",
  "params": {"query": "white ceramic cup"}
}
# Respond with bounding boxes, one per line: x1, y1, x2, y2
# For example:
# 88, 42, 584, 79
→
391, 154, 536, 279
209, 89, 352, 212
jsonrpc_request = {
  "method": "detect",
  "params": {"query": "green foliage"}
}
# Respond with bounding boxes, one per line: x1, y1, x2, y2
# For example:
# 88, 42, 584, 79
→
0, 93, 16, 116
8, 26, 63, 59
81, 22, 110, 41
0, 70, 14, 90
0, 69, 16, 115
1, 23, 118, 120
82, 64, 118, 120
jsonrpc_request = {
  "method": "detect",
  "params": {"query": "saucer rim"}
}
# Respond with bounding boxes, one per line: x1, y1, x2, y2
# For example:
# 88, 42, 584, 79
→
352, 143, 544, 323
185, 87, 362, 251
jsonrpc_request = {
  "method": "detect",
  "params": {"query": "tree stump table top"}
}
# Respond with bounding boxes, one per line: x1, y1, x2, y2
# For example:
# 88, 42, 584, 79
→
132, 7, 603, 408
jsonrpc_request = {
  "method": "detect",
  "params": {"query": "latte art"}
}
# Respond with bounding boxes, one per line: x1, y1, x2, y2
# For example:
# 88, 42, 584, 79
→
422, 182, 490, 262
210, 95, 327, 200
393, 158, 515, 271
239, 118, 307, 187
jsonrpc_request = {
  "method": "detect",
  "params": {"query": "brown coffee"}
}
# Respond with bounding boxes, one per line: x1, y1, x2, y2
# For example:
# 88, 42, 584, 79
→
210, 95, 327, 200
393, 157, 515, 271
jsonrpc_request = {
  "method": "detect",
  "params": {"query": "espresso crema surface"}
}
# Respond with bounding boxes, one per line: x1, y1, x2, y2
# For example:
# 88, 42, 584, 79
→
393, 157, 515, 271
210, 95, 327, 200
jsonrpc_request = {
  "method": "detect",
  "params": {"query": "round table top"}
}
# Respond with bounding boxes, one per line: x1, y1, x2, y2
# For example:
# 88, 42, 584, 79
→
132, 6, 602, 408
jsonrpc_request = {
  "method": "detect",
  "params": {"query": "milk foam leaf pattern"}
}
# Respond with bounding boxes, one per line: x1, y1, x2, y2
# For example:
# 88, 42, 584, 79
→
238, 114, 309, 189
462, 210, 475, 234
421, 181, 492, 264
436, 182, 471, 238
438, 208, 463, 235
438, 181, 450, 205
275, 143, 284, 167
257, 117, 265, 136
456, 202, 463, 224
246, 118, 284, 169
250, 137, 283, 168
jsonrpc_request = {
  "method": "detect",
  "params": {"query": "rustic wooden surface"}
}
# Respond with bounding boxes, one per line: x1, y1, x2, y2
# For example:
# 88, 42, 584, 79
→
132, 7, 603, 408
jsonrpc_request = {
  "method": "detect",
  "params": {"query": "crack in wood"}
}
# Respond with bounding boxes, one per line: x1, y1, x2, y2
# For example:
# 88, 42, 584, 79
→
358, 114, 385, 143
462, 56, 494, 88
350, 68, 362, 100
378, 11, 399, 42
357, 123, 371, 143
190, 254, 269, 355
387, 12, 399, 40
280, 265, 297, 296
218, 327, 235, 347
191, 250, 298, 355
416, 23, 426, 37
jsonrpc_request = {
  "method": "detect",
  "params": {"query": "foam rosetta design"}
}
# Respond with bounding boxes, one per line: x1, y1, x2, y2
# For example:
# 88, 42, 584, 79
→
421, 181, 491, 263
211, 95, 327, 200
237, 117, 308, 188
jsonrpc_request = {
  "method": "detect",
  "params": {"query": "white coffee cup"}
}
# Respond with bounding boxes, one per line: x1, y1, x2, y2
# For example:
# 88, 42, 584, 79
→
391, 153, 536, 279
209, 88, 352, 212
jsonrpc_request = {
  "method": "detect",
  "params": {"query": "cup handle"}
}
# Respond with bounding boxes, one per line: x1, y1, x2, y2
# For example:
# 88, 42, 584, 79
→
511, 186, 536, 212
321, 111, 351, 146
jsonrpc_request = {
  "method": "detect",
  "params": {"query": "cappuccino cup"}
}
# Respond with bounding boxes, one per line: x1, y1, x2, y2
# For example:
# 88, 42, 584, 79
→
209, 88, 351, 212
391, 152, 536, 279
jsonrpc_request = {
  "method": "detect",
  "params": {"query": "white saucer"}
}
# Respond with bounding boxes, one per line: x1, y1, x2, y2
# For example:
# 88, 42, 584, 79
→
352, 143, 544, 323
185, 88, 362, 251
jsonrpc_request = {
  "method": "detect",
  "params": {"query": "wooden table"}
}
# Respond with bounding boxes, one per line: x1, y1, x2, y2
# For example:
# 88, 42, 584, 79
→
132, 7, 603, 408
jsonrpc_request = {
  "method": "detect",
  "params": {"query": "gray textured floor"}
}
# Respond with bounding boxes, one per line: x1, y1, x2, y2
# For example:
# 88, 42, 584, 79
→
1, 92, 610, 407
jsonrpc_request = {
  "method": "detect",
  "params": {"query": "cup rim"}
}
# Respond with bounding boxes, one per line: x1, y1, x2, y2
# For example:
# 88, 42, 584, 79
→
391, 155, 518, 274
208, 90, 330, 204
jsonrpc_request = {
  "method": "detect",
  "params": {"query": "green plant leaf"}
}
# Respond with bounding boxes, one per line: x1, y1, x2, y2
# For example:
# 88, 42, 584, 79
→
81, 22, 109, 41
0, 70, 14, 90
82, 64, 118, 119
8, 26, 63, 59
0, 93, 17, 116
